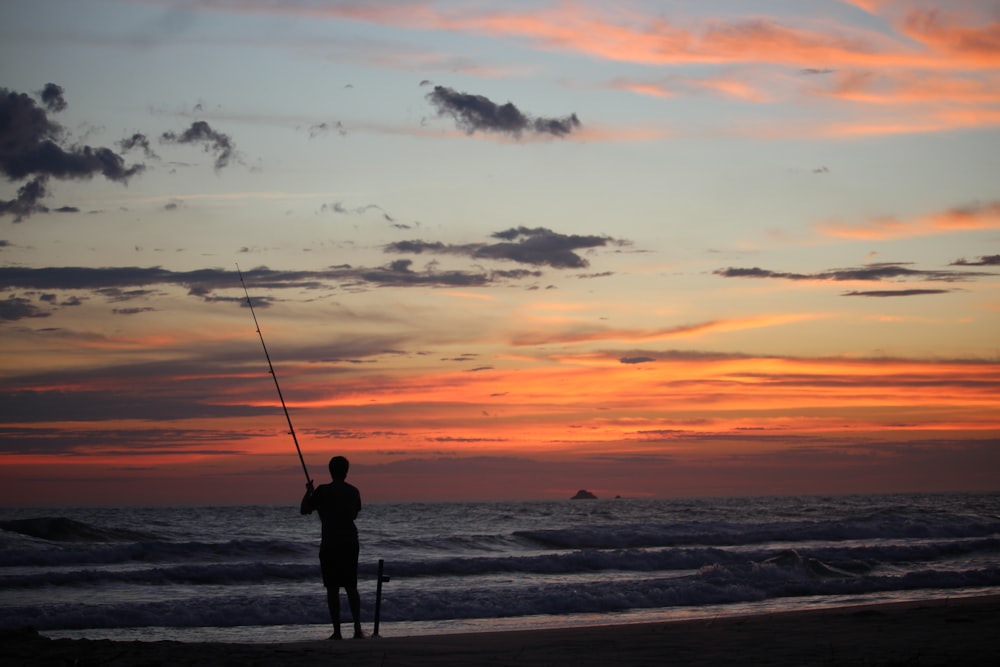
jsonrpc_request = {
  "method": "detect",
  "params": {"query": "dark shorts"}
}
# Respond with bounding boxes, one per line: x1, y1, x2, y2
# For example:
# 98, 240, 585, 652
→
320, 542, 359, 589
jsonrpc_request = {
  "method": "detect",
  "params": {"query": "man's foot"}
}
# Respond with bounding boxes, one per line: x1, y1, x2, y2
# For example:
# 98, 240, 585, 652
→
328, 632, 343, 640
353, 630, 367, 639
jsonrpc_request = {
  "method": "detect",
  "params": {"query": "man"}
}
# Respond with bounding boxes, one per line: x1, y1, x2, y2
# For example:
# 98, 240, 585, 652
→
300, 455, 365, 639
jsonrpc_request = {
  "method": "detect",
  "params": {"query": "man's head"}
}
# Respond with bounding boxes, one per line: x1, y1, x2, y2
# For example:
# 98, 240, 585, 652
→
329, 455, 350, 481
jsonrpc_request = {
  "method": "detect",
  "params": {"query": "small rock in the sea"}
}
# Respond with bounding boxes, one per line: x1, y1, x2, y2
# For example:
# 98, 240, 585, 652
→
571, 489, 597, 500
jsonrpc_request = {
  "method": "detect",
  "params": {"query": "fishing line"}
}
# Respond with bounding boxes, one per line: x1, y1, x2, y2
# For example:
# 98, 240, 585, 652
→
237, 263, 311, 484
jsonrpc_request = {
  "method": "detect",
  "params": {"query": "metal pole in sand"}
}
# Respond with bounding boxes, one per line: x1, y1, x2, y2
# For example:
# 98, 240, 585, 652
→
373, 559, 390, 637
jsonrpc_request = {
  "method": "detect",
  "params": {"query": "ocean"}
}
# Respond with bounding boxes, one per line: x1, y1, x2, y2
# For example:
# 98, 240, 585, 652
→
2, 493, 999, 643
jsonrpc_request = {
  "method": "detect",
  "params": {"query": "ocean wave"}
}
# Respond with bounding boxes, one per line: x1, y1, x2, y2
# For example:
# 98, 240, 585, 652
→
514, 513, 1000, 549
0, 517, 157, 543
6, 561, 1000, 631
7, 537, 995, 598
0, 561, 316, 589
3, 496, 999, 635
0, 537, 313, 568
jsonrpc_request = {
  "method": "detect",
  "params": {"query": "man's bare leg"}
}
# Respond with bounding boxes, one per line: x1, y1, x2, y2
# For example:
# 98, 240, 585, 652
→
327, 589, 343, 640
347, 587, 364, 638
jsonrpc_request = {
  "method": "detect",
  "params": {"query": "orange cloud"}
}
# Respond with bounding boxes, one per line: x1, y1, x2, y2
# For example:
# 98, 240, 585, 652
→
194, 2, 999, 138
508, 313, 820, 346
818, 202, 1000, 240
5, 348, 999, 503
610, 73, 774, 102
901, 9, 1000, 67
811, 111, 1000, 138
207, 1, 989, 71
839, 0, 896, 12
696, 76, 773, 102
570, 123, 672, 142
608, 79, 676, 98
274, 355, 1000, 461
820, 70, 1000, 105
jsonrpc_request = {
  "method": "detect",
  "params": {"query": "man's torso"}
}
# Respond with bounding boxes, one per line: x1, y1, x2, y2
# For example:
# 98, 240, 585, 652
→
313, 481, 361, 548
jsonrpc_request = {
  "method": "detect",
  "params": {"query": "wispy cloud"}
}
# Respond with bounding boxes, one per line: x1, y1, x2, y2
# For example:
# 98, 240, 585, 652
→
0, 225, 627, 320
160, 120, 240, 171
842, 289, 952, 297
509, 314, 819, 346
714, 262, 994, 285
171, 1, 1000, 139
236, 0, 1000, 72
951, 254, 1000, 266
817, 202, 1000, 240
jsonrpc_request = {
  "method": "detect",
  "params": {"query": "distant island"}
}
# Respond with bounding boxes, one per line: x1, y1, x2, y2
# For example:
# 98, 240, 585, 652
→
571, 489, 597, 500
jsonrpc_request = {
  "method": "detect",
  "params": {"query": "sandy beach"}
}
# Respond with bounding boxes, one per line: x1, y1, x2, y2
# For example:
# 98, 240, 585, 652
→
3, 595, 998, 666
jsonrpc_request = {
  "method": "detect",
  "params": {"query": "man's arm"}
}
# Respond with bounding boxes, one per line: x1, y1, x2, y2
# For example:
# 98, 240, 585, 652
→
300, 480, 315, 515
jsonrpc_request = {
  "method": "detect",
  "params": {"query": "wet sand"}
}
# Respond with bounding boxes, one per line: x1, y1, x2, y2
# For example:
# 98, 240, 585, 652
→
3, 595, 998, 666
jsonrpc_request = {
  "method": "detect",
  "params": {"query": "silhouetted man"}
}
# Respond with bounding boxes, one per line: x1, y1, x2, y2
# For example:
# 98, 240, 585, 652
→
301, 455, 364, 639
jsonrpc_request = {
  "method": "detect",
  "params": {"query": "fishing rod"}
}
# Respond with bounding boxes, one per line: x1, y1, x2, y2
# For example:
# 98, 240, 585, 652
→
237, 264, 311, 485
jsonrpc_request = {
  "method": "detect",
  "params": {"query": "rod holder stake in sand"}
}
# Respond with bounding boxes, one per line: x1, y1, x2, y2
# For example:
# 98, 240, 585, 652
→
373, 558, 390, 638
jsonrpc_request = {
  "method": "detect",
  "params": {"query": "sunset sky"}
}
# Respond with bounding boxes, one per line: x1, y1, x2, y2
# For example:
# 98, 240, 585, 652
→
2, 0, 999, 506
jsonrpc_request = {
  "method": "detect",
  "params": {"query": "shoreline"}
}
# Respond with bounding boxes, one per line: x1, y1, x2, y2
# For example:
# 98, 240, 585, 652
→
4, 594, 1000, 666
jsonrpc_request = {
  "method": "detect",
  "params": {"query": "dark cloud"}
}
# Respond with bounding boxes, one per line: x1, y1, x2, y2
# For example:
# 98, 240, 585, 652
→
426, 86, 581, 138
614, 349, 755, 363
0, 266, 226, 292
0, 176, 50, 222
39, 83, 67, 112
388, 240, 450, 254
320, 201, 393, 221
951, 254, 1000, 266
323, 201, 349, 214
118, 132, 159, 159
0, 88, 143, 182
307, 121, 346, 138
112, 306, 156, 315
386, 227, 619, 269
1, 85, 145, 220
620, 356, 656, 364
97, 287, 161, 302
479, 227, 610, 268
1, 295, 51, 321
1, 88, 62, 155
0, 382, 267, 425
714, 262, 994, 283
160, 120, 236, 170
842, 289, 952, 297
2, 142, 143, 183
493, 268, 545, 281
359, 259, 493, 287
0, 261, 546, 321
800, 68, 835, 75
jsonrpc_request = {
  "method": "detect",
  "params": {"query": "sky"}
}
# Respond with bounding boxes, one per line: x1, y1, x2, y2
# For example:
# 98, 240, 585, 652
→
1, 0, 999, 506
